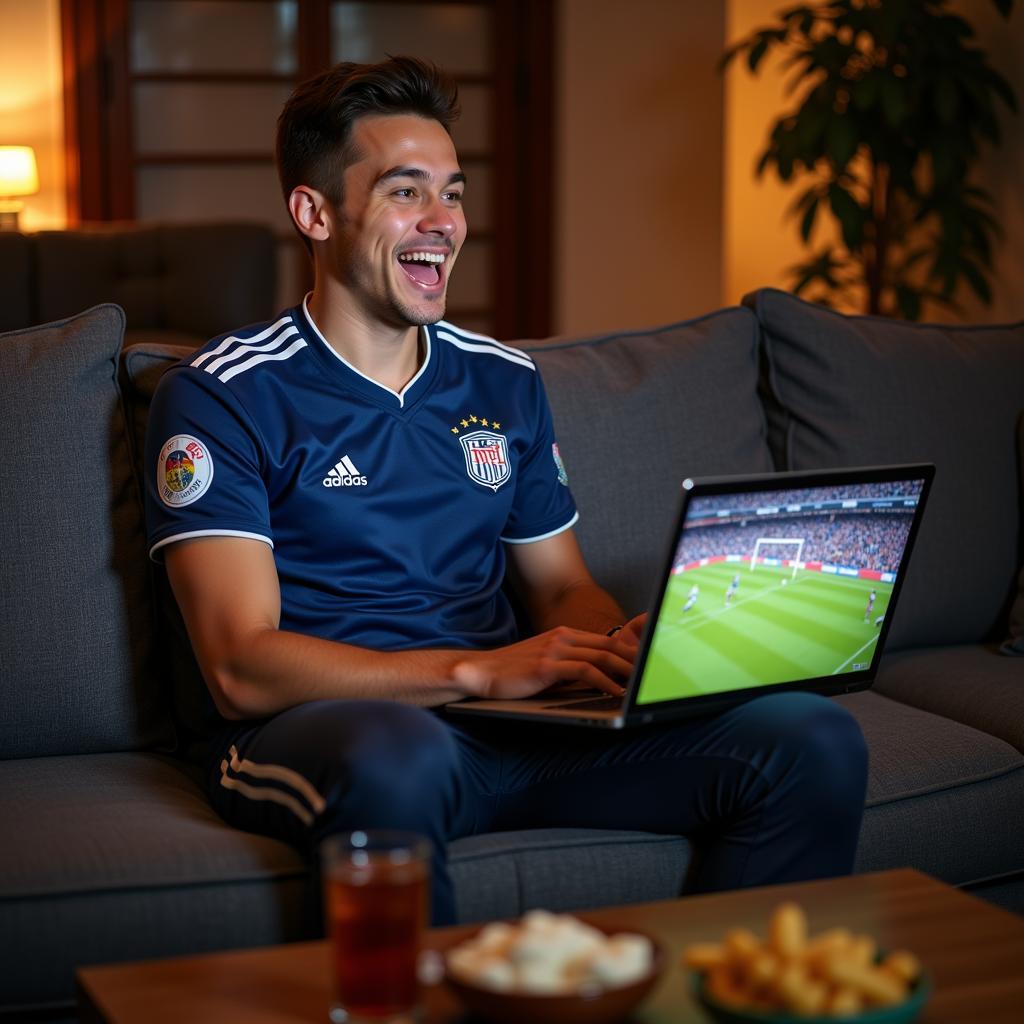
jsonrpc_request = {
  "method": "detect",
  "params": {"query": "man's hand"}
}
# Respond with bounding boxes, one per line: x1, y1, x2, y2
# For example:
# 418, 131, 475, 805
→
450, 626, 637, 700
618, 612, 649, 649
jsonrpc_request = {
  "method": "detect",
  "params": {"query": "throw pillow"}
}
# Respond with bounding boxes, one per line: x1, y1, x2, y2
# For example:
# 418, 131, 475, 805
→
522, 308, 775, 616
746, 287, 1024, 651
0, 305, 173, 758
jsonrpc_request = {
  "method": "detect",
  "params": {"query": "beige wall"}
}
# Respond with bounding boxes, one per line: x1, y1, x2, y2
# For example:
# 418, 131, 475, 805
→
723, 0, 1024, 322
554, 0, 725, 334
0, 0, 66, 230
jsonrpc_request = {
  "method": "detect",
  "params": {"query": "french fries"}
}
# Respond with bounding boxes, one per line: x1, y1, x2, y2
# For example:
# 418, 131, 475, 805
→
683, 902, 922, 1018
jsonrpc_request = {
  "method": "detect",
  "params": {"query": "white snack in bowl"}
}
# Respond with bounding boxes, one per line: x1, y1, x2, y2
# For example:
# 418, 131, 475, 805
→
447, 912, 653, 995
589, 934, 653, 986
475, 921, 516, 955
518, 961, 571, 994
473, 958, 517, 991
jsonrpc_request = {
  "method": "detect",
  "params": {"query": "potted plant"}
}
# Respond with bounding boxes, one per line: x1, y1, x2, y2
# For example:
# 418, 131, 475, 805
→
723, 0, 1017, 318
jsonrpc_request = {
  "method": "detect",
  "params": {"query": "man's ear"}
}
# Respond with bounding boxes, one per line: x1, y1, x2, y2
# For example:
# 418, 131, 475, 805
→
288, 186, 333, 243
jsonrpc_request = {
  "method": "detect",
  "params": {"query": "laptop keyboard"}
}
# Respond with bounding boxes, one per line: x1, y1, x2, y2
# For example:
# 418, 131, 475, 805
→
543, 695, 624, 712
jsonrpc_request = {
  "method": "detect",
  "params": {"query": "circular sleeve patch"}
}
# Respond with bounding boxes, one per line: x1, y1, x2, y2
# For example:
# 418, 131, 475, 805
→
157, 434, 214, 507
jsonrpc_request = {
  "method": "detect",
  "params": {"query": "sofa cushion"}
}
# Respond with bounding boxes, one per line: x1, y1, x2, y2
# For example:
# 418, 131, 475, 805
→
0, 306, 172, 758
839, 691, 1024, 885
875, 645, 1024, 754
746, 288, 1024, 650
33, 223, 275, 342
522, 309, 775, 615
0, 753, 314, 1011
449, 829, 692, 924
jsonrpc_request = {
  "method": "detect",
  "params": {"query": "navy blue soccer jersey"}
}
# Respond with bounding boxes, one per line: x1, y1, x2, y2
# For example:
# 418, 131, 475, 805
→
144, 299, 578, 652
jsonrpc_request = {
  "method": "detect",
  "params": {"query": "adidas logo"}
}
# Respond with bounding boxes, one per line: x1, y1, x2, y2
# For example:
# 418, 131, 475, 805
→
322, 456, 368, 487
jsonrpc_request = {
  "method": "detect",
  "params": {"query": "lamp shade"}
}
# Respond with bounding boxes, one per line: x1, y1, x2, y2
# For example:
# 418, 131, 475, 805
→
0, 147, 39, 197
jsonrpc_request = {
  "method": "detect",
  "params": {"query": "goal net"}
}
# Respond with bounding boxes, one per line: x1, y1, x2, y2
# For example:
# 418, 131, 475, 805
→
750, 537, 805, 579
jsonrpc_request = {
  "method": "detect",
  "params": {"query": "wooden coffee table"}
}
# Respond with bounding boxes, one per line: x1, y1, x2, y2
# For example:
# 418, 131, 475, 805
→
77, 868, 1024, 1023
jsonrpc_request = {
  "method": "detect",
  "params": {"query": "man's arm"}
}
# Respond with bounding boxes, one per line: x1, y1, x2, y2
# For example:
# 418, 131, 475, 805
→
505, 528, 624, 635
449, 530, 647, 696
166, 534, 634, 720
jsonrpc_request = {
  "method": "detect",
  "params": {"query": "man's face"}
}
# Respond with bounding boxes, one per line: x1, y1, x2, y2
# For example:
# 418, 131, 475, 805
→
325, 113, 467, 328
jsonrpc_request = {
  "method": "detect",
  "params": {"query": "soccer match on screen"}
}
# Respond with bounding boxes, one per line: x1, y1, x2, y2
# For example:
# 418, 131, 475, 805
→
635, 480, 926, 705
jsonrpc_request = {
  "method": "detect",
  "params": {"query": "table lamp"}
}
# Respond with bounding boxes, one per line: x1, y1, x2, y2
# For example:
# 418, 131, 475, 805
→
0, 146, 39, 231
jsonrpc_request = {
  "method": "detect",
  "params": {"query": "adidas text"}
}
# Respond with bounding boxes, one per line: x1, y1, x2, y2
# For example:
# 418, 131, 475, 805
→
323, 474, 368, 487
323, 457, 368, 488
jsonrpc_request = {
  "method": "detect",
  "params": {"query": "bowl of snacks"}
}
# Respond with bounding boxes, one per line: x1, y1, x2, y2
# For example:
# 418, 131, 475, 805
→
683, 902, 932, 1024
444, 909, 665, 1024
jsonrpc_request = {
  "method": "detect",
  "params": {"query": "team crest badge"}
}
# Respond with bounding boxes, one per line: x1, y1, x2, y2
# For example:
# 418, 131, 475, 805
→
460, 430, 510, 492
158, 434, 214, 507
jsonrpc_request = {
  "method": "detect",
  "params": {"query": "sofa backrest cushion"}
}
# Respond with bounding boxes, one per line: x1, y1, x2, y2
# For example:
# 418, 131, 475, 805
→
0, 305, 173, 759
746, 288, 1024, 650
1003, 413, 1024, 656
0, 232, 32, 332
32, 222, 276, 341
521, 308, 775, 616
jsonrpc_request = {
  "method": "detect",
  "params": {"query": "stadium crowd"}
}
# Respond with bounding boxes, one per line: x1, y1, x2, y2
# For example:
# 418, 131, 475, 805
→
675, 512, 915, 575
691, 482, 924, 510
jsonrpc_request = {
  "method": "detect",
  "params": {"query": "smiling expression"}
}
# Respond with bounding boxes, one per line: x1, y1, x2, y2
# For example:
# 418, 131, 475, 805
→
325, 114, 467, 329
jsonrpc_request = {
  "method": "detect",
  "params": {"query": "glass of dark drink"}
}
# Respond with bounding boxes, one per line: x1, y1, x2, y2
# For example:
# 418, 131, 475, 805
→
322, 830, 431, 1024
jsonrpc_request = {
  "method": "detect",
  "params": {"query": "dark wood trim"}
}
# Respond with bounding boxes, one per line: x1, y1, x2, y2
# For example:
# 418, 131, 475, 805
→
61, 0, 104, 221
134, 153, 277, 166
134, 151, 494, 166
59, 0, 84, 224
298, 0, 330, 81
61, 0, 134, 220
102, 0, 135, 218
132, 71, 298, 84
492, 0, 553, 339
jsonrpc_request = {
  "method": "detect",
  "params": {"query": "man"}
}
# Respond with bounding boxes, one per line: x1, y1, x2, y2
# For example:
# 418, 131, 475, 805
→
725, 573, 741, 606
864, 589, 878, 623
145, 57, 868, 925
682, 583, 700, 615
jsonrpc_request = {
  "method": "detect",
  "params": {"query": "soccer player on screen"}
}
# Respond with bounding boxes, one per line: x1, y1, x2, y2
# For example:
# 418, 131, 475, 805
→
864, 589, 877, 622
725, 573, 740, 606
682, 583, 700, 615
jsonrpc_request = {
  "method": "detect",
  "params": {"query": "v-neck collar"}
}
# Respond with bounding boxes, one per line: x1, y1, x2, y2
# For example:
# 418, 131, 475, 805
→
299, 294, 436, 411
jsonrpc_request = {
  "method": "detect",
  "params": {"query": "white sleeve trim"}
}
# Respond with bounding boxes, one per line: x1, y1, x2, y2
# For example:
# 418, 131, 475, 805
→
149, 529, 274, 560
501, 511, 579, 545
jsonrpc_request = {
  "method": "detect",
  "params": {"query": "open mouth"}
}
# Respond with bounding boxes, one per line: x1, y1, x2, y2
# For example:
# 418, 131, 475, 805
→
397, 250, 446, 290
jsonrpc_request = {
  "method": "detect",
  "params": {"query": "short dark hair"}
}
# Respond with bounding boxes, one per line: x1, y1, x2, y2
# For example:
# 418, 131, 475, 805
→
276, 55, 460, 212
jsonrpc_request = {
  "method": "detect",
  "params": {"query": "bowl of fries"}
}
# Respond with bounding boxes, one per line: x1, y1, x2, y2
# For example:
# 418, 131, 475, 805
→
683, 902, 932, 1023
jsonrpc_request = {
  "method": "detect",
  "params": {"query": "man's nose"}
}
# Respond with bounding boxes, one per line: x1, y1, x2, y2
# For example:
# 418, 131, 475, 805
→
418, 195, 459, 237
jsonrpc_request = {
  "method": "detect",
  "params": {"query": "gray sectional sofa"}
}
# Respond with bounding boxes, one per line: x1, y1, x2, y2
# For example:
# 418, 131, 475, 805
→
1, 286, 1022, 1023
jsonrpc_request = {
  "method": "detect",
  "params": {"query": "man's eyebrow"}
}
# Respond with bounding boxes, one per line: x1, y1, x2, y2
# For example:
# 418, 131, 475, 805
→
376, 166, 467, 187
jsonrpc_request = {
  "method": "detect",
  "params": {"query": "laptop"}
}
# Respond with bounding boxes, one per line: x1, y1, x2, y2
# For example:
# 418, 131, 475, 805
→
445, 463, 934, 729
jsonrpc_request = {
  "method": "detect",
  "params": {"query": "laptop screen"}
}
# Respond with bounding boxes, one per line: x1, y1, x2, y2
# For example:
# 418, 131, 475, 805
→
634, 472, 929, 707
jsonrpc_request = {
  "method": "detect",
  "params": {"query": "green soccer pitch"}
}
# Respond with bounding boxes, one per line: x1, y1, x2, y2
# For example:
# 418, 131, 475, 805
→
635, 560, 893, 705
